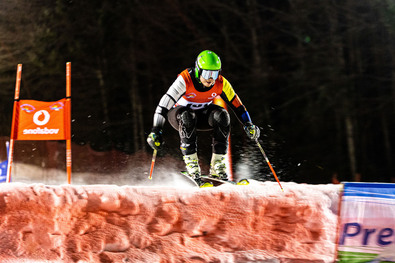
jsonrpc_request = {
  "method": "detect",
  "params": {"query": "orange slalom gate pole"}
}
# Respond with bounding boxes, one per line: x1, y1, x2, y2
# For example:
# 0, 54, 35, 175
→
213, 96, 234, 181
6, 64, 22, 183
255, 139, 284, 191
6, 141, 15, 183
66, 62, 72, 184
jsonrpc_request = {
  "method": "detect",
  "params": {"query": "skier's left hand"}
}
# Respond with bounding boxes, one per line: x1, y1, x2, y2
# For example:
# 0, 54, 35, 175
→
244, 122, 260, 140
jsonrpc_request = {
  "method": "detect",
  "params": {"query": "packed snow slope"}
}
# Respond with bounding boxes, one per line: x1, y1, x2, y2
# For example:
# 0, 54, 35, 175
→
0, 180, 341, 263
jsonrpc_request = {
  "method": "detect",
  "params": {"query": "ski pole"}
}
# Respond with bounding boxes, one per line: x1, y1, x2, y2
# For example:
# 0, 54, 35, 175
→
148, 149, 157, 180
255, 139, 284, 191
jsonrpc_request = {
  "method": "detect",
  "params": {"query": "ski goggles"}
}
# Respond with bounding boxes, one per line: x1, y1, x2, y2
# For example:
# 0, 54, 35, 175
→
201, 69, 220, 80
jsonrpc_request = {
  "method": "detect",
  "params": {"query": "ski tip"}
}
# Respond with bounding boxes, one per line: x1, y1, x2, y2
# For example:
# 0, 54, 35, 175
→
236, 179, 250, 185
199, 182, 214, 188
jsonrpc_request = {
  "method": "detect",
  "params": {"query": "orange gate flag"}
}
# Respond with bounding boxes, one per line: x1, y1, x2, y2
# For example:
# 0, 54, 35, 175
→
11, 99, 71, 141
7, 63, 72, 184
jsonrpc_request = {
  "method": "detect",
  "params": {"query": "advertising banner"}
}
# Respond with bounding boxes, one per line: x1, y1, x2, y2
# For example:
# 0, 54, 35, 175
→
337, 182, 395, 262
12, 99, 71, 141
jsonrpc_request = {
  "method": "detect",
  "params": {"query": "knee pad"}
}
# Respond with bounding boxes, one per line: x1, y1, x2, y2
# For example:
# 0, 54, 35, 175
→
209, 108, 230, 127
177, 109, 196, 128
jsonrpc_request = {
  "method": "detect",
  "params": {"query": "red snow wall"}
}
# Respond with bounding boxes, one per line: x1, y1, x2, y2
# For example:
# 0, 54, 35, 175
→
0, 182, 340, 262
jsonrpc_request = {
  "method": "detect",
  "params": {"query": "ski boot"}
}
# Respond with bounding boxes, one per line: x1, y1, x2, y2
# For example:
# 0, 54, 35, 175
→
209, 153, 229, 181
183, 153, 204, 185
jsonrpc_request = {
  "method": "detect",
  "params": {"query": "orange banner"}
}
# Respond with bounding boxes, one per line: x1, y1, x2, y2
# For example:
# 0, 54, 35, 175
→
12, 99, 71, 140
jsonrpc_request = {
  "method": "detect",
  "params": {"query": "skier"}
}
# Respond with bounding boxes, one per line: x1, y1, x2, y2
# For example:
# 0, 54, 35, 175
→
147, 50, 260, 182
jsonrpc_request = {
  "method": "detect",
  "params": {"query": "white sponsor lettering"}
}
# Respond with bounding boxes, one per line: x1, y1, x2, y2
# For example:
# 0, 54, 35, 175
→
23, 127, 60, 135
177, 97, 212, 109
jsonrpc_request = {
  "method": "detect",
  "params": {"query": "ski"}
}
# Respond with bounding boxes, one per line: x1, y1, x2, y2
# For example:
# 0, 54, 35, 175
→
180, 171, 250, 187
180, 171, 213, 188
200, 175, 250, 187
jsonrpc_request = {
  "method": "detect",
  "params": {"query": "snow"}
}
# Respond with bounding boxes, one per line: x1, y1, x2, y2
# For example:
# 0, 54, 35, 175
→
0, 167, 342, 263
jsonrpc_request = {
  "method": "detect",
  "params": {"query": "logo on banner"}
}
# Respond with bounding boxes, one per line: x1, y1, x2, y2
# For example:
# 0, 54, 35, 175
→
33, 110, 50, 126
49, 101, 64, 111
20, 104, 35, 113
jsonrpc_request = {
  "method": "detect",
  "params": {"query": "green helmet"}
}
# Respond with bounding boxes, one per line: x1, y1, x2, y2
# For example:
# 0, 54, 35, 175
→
195, 50, 221, 80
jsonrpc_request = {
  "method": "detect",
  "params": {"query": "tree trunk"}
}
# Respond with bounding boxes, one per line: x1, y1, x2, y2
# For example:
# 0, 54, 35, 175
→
381, 113, 393, 177
345, 114, 358, 181
96, 66, 110, 123
129, 49, 145, 152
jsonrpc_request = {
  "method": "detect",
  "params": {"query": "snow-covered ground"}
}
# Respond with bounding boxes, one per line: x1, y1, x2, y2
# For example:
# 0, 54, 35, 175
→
0, 164, 341, 262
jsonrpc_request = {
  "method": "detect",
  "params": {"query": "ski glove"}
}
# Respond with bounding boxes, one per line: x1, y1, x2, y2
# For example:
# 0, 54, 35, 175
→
244, 123, 260, 140
147, 129, 163, 150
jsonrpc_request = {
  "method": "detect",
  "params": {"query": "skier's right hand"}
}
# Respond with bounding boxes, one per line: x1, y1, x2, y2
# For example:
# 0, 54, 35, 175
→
147, 128, 163, 150
244, 122, 260, 140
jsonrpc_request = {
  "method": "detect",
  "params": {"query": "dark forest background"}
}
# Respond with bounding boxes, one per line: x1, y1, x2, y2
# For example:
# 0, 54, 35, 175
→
0, 0, 394, 184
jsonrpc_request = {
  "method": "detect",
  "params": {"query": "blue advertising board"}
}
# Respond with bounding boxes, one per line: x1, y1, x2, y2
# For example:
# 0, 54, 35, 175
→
0, 141, 9, 183
0, 160, 7, 182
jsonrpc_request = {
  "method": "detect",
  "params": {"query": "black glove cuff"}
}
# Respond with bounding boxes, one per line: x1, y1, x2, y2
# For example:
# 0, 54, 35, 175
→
151, 127, 163, 134
244, 122, 253, 127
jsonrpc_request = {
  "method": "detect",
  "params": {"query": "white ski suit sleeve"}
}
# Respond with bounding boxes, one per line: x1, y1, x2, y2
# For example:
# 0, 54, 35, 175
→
153, 75, 186, 129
